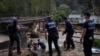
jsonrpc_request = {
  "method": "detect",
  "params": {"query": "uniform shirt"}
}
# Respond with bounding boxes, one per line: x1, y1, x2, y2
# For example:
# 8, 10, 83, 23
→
63, 21, 74, 34
38, 41, 46, 49
45, 21, 58, 35
8, 18, 19, 35
83, 20, 95, 39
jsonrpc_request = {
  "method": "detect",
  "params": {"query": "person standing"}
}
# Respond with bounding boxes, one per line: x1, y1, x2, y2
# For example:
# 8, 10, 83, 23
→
80, 12, 95, 56
45, 16, 61, 56
8, 15, 21, 56
62, 17, 75, 50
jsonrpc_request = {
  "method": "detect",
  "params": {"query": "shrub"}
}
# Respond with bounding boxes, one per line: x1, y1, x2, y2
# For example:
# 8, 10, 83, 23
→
93, 39, 100, 48
53, 11, 63, 23
53, 4, 71, 23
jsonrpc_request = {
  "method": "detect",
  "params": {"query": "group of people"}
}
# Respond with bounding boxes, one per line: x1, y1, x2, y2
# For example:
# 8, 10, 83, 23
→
44, 12, 95, 56
27, 39, 46, 56
44, 16, 75, 56
8, 12, 95, 56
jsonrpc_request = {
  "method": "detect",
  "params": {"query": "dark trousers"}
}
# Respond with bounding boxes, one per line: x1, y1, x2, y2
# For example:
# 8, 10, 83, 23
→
66, 32, 75, 49
9, 33, 21, 54
48, 35, 61, 56
83, 38, 93, 56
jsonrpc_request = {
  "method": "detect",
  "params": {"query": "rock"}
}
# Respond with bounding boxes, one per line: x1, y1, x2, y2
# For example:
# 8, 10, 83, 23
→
30, 32, 39, 38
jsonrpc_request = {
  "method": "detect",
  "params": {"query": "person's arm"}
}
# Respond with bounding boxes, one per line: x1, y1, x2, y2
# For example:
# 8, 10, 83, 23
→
44, 23, 48, 40
45, 29, 48, 40
15, 19, 20, 30
80, 28, 86, 43
16, 24, 20, 30
62, 22, 68, 35
80, 22, 87, 43
56, 22, 59, 35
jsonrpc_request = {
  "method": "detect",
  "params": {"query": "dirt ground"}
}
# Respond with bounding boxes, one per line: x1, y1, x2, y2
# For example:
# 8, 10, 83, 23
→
0, 43, 100, 56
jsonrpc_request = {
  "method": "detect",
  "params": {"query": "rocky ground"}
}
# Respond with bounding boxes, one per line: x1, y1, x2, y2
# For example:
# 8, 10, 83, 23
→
45, 43, 84, 56
0, 43, 100, 56
0, 31, 100, 56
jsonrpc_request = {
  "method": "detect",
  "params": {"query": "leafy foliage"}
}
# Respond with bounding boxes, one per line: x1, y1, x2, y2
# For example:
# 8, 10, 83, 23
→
0, 0, 54, 17
93, 39, 100, 48
53, 4, 71, 23
58, 4, 71, 16
53, 11, 63, 23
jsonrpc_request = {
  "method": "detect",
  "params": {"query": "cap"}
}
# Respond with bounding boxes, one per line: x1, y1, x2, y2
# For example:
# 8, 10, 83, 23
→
63, 16, 68, 20
84, 12, 91, 17
46, 16, 52, 22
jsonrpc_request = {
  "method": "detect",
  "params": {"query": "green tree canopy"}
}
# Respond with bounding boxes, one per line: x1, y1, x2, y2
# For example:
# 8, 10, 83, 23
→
0, 0, 71, 17
58, 4, 71, 16
53, 4, 71, 23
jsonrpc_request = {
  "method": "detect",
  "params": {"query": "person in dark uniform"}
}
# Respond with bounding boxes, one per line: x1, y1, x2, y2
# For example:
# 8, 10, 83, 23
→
38, 39, 46, 55
38, 39, 46, 50
45, 16, 61, 56
80, 12, 95, 56
8, 15, 21, 56
62, 17, 75, 50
